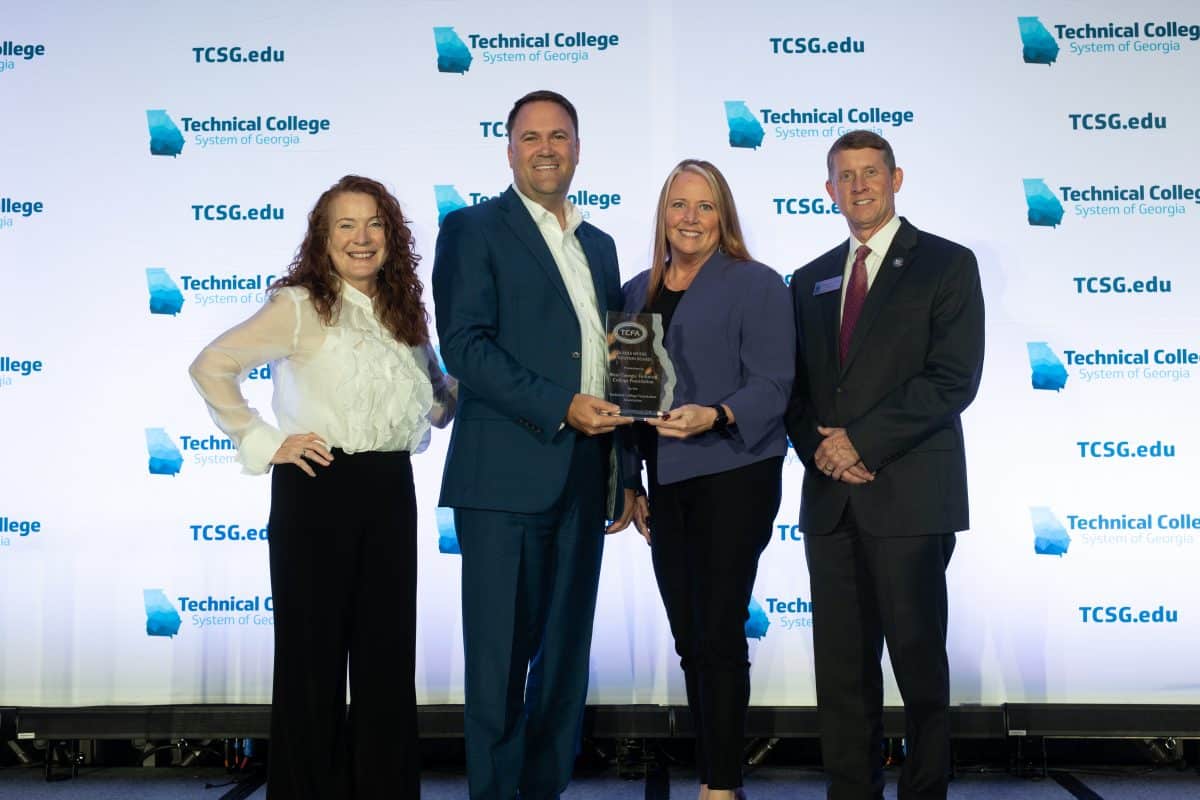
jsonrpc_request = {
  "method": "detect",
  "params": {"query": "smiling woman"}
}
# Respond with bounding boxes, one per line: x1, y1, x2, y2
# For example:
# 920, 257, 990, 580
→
325, 191, 388, 294
273, 175, 429, 346
620, 159, 795, 799
188, 175, 456, 798
662, 171, 721, 277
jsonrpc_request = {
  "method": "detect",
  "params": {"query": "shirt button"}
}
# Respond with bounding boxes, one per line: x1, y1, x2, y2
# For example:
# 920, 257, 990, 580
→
571, 352, 581, 359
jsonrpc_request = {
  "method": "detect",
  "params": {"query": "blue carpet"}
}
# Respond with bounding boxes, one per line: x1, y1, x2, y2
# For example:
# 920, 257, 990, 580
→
0, 765, 1194, 798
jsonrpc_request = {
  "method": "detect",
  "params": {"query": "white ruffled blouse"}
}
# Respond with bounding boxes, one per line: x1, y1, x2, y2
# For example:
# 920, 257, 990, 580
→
189, 282, 455, 475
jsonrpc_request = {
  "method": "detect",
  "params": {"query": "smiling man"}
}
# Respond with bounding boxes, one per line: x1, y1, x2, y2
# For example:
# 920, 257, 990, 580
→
785, 131, 985, 800
433, 90, 636, 800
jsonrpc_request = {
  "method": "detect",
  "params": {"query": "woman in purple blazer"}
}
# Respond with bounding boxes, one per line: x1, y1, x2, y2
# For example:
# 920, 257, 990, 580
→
622, 160, 794, 799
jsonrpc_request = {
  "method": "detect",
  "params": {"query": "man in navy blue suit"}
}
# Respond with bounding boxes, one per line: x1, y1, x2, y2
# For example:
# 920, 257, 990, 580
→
433, 90, 635, 800
786, 131, 985, 800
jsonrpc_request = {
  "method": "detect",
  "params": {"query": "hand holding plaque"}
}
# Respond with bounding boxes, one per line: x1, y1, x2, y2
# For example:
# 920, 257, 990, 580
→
606, 311, 676, 419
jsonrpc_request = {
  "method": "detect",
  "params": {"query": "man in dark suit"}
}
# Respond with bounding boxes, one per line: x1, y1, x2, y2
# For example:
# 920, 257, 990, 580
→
432, 90, 635, 800
785, 130, 985, 800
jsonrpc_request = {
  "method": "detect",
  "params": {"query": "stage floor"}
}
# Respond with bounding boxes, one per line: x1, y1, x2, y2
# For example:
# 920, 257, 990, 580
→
1, 765, 1196, 799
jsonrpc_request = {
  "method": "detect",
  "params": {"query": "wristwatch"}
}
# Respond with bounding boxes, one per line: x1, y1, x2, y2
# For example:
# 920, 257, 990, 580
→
708, 404, 729, 432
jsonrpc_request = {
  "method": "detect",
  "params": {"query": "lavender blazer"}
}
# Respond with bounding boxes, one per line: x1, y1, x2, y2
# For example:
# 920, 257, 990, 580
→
622, 251, 795, 485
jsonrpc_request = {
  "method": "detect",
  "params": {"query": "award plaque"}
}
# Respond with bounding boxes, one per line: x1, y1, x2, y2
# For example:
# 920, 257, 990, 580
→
606, 311, 676, 418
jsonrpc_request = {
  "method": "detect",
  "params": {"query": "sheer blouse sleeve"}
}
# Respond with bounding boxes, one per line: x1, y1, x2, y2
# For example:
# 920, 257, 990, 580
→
188, 289, 303, 474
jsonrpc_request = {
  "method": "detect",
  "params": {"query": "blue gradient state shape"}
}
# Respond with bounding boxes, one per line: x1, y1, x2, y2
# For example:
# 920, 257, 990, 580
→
1030, 507, 1070, 556
146, 110, 185, 157
434, 185, 468, 226
745, 596, 769, 639
1023, 179, 1064, 227
143, 589, 182, 637
436, 506, 460, 554
1027, 342, 1068, 391
724, 101, 764, 149
145, 428, 184, 475
433, 27, 473, 74
1018, 17, 1060, 65
146, 268, 185, 315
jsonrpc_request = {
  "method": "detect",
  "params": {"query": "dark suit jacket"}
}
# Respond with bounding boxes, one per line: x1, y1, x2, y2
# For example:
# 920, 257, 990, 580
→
785, 217, 984, 537
432, 187, 626, 516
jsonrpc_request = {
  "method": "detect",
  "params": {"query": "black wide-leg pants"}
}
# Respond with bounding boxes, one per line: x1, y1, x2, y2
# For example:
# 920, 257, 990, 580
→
648, 456, 783, 790
267, 449, 419, 799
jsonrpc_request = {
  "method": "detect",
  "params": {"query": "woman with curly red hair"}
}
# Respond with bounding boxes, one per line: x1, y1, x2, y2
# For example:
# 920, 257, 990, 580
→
190, 175, 455, 798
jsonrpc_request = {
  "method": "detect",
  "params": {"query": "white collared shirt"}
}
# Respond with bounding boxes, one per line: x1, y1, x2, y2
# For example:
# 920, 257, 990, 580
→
189, 282, 455, 474
512, 184, 608, 398
840, 213, 902, 321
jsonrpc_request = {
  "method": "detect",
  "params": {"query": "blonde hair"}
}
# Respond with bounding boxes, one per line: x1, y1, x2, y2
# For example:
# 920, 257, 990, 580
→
646, 159, 751, 307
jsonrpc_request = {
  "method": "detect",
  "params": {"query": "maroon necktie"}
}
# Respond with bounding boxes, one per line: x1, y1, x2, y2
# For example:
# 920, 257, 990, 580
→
839, 245, 870, 364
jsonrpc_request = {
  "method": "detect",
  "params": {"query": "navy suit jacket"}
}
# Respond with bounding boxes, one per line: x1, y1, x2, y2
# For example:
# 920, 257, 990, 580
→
433, 187, 625, 516
622, 253, 794, 485
785, 217, 985, 537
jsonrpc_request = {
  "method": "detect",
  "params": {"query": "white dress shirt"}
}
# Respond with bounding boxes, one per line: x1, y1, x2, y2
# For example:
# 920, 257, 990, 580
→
189, 282, 455, 474
512, 185, 608, 398
839, 213, 902, 321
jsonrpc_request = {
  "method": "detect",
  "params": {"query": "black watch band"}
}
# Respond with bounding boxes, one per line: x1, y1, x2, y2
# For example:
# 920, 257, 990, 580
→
709, 403, 728, 432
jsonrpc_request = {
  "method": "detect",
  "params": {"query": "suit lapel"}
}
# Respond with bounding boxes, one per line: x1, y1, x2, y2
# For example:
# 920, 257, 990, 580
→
498, 188, 573, 310
840, 218, 919, 375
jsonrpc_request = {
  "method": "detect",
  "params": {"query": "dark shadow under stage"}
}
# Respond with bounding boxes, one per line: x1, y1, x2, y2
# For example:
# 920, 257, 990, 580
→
2, 705, 1198, 798
1, 764, 1198, 800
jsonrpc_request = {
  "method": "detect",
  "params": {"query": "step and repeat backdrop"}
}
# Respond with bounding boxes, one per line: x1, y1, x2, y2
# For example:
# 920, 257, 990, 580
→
2, 0, 1198, 709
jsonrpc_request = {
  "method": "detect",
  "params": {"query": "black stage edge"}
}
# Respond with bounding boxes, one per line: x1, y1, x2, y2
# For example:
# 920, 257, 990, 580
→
9, 704, 1198, 741
0, 708, 16, 741
1005, 704, 1200, 738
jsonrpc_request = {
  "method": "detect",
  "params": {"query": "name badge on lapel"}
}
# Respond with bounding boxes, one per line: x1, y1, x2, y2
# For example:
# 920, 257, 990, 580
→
813, 275, 843, 296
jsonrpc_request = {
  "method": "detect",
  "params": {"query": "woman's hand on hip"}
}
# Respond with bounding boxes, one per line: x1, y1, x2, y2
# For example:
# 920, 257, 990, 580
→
270, 433, 333, 477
